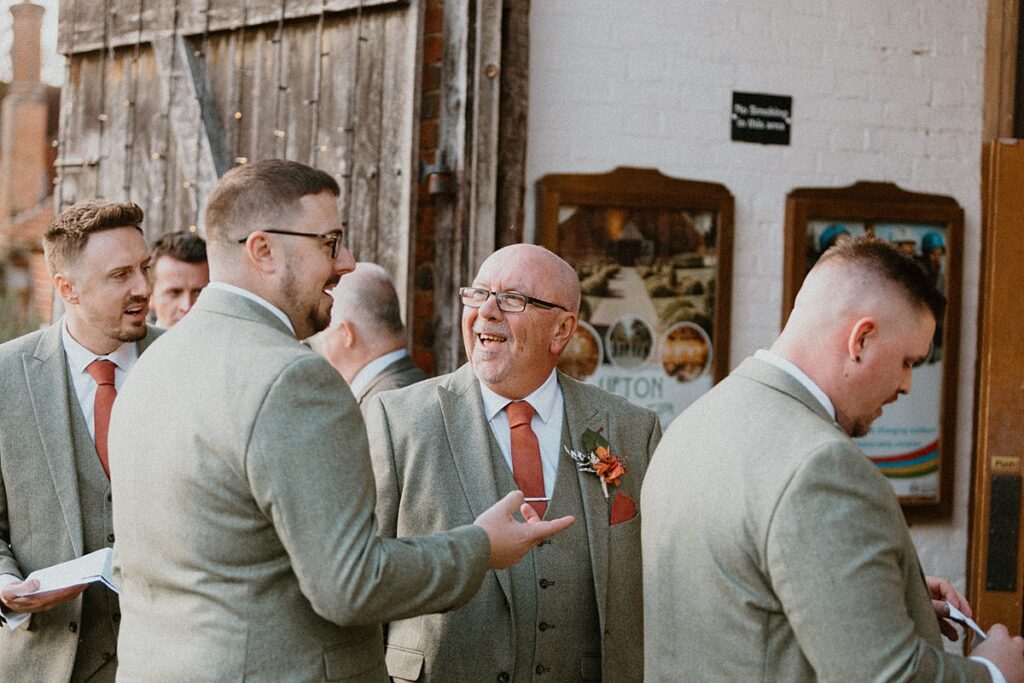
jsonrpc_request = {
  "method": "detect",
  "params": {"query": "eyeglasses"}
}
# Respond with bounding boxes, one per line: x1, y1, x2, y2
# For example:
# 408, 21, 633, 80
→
237, 229, 344, 259
459, 287, 568, 313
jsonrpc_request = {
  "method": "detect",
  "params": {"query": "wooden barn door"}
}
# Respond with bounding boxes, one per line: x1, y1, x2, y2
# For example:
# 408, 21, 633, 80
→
54, 0, 424, 320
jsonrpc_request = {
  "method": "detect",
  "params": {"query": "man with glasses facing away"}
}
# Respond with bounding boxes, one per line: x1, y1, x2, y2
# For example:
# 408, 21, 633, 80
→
107, 160, 575, 682
366, 243, 662, 682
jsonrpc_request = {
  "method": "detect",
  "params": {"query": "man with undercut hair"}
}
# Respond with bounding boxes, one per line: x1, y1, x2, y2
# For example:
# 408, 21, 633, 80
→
643, 237, 1024, 682
0, 200, 160, 682
108, 160, 574, 681
309, 261, 426, 412
367, 243, 662, 682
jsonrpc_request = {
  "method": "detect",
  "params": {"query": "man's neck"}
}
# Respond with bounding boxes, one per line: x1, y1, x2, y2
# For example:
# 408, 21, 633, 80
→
64, 315, 123, 356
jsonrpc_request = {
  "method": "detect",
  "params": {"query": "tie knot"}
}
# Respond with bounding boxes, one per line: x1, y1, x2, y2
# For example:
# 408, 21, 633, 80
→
86, 359, 117, 386
505, 400, 535, 428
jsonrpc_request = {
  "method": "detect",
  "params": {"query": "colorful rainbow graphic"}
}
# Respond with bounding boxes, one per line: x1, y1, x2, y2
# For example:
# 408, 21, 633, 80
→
868, 440, 939, 478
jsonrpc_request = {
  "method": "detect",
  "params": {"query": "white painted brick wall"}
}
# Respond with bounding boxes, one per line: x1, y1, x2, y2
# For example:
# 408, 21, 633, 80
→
526, 0, 987, 616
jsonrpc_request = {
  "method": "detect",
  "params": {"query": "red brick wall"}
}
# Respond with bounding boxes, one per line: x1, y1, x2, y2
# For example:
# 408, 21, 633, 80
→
409, 0, 444, 376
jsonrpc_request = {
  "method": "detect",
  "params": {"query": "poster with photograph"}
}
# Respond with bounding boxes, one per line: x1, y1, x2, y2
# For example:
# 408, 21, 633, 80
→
553, 205, 719, 428
806, 220, 948, 500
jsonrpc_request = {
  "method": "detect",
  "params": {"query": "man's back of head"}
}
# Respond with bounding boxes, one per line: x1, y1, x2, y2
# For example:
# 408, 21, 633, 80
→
774, 236, 944, 437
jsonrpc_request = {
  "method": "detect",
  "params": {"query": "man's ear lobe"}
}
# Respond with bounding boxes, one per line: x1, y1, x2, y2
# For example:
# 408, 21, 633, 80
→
243, 233, 276, 273
339, 321, 357, 349
551, 314, 579, 353
847, 317, 876, 360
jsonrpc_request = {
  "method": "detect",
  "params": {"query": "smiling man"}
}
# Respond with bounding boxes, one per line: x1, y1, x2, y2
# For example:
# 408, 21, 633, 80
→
148, 230, 209, 328
643, 237, 1024, 683
107, 161, 573, 682
0, 200, 161, 682
366, 243, 662, 682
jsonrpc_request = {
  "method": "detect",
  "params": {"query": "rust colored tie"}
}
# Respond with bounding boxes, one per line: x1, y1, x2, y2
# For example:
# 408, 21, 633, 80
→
505, 400, 546, 518
86, 359, 117, 479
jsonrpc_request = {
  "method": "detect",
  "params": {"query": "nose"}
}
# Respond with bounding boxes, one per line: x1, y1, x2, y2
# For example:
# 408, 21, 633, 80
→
132, 269, 152, 298
898, 366, 912, 395
334, 243, 356, 276
478, 290, 503, 320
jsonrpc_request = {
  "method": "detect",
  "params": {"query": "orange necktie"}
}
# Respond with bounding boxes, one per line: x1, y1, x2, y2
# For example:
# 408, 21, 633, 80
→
86, 359, 117, 479
506, 401, 546, 518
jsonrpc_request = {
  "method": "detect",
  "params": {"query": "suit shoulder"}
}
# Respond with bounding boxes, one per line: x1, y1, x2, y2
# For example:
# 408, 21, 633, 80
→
376, 371, 451, 408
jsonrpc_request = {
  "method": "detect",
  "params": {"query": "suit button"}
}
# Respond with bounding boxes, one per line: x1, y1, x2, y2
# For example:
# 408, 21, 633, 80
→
535, 664, 550, 674
106, 493, 112, 502
537, 539, 552, 547
112, 612, 121, 623
101, 652, 113, 662
538, 621, 553, 632
538, 579, 553, 589
68, 622, 77, 633
497, 673, 510, 683
107, 533, 115, 543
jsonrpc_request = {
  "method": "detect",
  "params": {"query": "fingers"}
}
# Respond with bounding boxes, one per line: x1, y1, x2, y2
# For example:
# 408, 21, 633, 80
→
526, 515, 575, 541
520, 503, 541, 523
938, 618, 959, 641
925, 575, 973, 617
496, 490, 526, 517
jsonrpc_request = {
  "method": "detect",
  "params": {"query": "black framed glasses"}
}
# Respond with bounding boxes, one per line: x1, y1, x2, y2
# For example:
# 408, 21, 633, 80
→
459, 287, 568, 313
237, 229, 344, 259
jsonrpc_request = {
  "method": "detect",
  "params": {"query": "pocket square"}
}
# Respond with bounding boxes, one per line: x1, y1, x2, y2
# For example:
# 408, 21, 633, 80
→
610, 493, 637, 525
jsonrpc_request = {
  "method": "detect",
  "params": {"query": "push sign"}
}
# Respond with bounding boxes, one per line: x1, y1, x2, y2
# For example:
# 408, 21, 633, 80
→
731, 92, 792, 145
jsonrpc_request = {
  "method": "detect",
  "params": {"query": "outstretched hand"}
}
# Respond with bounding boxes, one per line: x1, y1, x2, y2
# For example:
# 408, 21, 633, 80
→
973, 624, 1024, 683
0, 579, 86, 615
475, 491, 575, 569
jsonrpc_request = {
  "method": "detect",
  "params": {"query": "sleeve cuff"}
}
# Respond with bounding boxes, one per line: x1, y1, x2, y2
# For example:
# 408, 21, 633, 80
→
970, 656, 1007, 683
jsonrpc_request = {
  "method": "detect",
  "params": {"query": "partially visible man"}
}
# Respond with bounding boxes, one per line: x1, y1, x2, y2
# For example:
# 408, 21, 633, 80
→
0, 200, 160, 682
367, 243, 662, 682
108, 160, 574, 682
643, 237, 1024, 682
308, 261, 426, 411
148, 230, 209, 328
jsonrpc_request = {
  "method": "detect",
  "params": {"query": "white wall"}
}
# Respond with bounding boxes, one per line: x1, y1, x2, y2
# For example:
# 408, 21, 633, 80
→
526, 0, 987, 603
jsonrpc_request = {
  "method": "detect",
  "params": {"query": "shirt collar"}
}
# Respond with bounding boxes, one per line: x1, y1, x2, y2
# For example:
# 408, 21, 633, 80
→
61, 319, 138, 374
478, 368, 560, 424
349, 348, 409, 397
206, 282, 296, 335
754, 349, 836, 420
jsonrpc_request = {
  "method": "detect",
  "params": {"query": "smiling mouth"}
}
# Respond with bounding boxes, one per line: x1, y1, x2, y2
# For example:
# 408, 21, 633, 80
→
124, 303, 147, 317
477, 331, 507, 347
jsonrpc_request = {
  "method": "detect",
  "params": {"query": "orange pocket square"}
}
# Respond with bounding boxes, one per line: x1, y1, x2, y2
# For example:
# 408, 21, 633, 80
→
610, 493, 637, 525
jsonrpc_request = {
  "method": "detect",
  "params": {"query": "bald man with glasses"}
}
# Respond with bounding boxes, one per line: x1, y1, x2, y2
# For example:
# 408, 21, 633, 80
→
366, 243, 662, 682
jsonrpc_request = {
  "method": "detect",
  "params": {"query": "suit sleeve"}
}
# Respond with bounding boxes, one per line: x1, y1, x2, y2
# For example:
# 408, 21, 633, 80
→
364, 395, 399, 539
766, 443, 989, 682
244, 355, 490, 627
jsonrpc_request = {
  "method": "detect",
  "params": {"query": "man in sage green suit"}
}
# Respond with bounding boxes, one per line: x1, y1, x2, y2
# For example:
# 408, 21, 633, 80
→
643, 237, 1024, 682
367, 244, 661, 682
0, 200, 160, 682
108, 160, 572, 682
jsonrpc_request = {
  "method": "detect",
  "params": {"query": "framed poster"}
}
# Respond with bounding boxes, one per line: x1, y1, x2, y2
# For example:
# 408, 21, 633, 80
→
782, 181, 963, 512
536, 167, 734, 429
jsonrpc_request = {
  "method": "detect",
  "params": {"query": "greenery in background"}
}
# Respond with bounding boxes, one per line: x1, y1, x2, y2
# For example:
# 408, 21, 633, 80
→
0, 287, 40, 344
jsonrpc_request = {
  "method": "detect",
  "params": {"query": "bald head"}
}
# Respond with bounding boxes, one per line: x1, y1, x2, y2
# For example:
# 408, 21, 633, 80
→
478, 244, 582, 315
773, 237, 943, 437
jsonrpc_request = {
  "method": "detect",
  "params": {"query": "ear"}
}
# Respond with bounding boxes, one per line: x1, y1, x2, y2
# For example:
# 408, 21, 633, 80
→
847, 317, 877, 362
550, 312, 579, 355
53, 272, 78, 305
337, 320, 357, 349
242, 232, 277, 275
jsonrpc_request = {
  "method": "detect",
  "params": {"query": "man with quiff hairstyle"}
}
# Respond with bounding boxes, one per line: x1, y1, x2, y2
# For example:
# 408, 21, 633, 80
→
643, 237, 1024, 682
0, 199, 161, 682
309, 261, 426, 411
148, 230, 209, 328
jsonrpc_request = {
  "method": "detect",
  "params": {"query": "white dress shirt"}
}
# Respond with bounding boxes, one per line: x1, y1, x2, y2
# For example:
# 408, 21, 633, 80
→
349, 348, 409, 398
478, 369, 564, 501
206, 282, 295, 336
61, 322, 139, 441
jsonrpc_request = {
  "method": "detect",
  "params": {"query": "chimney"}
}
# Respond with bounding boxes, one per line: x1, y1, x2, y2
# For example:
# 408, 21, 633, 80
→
0, 1, 49, 220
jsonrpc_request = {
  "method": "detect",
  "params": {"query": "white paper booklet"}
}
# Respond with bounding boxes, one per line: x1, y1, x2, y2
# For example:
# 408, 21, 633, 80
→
24, 548, 118, 595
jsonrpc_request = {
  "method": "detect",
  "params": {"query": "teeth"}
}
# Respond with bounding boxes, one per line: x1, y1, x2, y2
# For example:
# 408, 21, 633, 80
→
479, 333, 504, 342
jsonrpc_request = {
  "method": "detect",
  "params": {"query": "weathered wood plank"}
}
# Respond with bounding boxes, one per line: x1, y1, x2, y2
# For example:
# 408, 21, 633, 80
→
277, 18, 322, 162
60, 0, 408, 54
374, 2, 419, 321
314, 14, 358, 210
495, 0, 528, 248
345, 10, 385, 262
467, 0, 501, 275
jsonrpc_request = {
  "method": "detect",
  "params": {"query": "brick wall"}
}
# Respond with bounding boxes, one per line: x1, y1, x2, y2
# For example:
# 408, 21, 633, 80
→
525, 0, 987, 607
409, 0, 444, 376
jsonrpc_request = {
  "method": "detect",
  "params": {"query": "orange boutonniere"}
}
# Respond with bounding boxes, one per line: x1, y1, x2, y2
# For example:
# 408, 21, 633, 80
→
564, 428, 629, 499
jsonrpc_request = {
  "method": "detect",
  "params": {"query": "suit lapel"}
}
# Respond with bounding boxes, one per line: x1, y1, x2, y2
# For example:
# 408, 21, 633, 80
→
438, 365, 511, 601
23, 323, 84, 557
560, 373, 609, 634
356, 356, 407, 404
